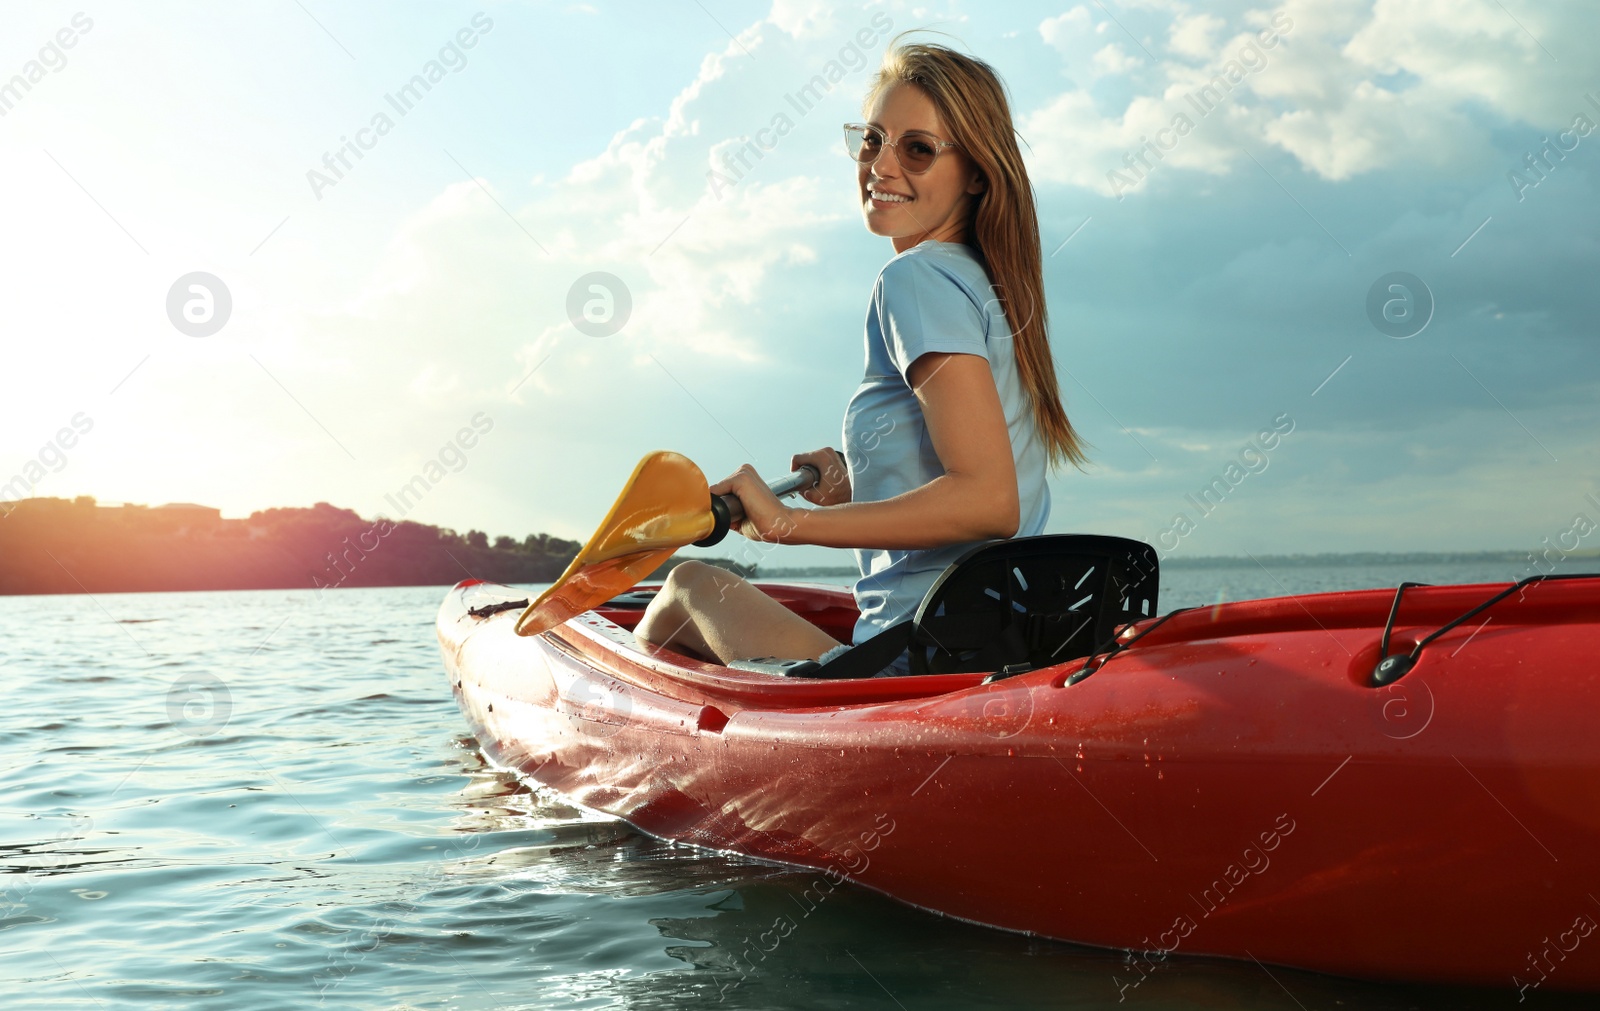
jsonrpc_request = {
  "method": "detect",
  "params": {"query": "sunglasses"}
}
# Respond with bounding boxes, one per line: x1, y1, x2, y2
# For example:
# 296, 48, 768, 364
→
843, 123, 959, 175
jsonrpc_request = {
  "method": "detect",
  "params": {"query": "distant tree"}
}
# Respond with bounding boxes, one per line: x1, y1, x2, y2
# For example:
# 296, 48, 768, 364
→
493, 535, 517, 551
389, 520, 433, 543
648, 557, 756, 579
466, 530, 489, 549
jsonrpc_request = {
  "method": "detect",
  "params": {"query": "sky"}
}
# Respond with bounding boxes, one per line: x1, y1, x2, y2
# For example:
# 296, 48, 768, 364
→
1, 0, 1596, 571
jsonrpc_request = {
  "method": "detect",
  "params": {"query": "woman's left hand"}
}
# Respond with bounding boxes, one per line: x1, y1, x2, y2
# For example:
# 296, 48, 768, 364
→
710, 465, 800, 543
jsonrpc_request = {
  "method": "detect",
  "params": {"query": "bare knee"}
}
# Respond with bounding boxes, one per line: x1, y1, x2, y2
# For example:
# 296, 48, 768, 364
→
664, 560, 741, 603
636, 562, 730, 648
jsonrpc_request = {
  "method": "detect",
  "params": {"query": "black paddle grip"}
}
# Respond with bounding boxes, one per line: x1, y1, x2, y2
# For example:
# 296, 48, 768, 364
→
694, 495, 733, 548
692, 464, 820, 548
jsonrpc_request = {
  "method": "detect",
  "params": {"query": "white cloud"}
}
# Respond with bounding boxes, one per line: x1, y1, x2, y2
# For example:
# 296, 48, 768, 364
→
1040, 6, 1093, 53
1346, 0, 1560, 119
1262, 80, 1471, 180
1023, 0, 1600, 191
1167, 12, 1224, 60
1091, 43, 1141, 76
768, 0, 843, 40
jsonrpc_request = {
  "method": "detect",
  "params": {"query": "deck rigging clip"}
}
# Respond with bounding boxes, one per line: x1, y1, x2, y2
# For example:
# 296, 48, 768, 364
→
1372, 572, 1600, 685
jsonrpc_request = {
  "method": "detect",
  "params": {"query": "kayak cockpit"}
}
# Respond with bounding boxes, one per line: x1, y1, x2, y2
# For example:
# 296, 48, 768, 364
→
596, 535, 1162, 683
558, 598, 996, 709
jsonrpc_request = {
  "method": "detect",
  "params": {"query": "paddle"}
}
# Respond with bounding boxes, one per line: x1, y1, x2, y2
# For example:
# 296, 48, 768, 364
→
514, 451, 820, 636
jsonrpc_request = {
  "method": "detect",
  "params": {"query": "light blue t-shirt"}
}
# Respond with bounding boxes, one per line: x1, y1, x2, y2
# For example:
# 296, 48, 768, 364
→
842, 240, 1051, 645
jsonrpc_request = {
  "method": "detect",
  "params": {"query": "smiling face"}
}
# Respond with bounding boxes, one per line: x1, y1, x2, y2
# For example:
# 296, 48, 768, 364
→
858, 81, 985, 254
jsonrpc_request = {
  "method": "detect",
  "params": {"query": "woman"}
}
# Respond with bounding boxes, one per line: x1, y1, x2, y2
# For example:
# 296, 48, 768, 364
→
635, 39, 1085, 675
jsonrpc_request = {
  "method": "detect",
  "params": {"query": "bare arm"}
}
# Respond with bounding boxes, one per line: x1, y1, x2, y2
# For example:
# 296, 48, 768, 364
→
722, 352, 1019, 550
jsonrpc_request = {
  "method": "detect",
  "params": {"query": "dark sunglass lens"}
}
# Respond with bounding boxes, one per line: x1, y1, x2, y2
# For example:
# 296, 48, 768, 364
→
902, 140, 937, 172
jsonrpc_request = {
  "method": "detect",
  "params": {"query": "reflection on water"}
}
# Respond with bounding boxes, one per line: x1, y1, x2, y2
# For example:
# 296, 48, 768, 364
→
0, 576, 1591, 1009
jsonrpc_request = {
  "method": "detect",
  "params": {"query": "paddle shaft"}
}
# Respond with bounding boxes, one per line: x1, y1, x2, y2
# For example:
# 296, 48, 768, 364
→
695, 464, 820, 547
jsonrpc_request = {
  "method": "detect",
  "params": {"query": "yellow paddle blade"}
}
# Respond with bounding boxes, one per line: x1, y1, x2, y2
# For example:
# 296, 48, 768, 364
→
515, 451, 714, 636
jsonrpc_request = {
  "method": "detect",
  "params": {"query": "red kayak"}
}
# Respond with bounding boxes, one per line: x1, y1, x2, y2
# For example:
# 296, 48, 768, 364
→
437, 552, 1600, 993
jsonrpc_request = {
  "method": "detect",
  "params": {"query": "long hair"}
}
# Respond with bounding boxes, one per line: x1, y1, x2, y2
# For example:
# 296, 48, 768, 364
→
865, 38, 1088, 470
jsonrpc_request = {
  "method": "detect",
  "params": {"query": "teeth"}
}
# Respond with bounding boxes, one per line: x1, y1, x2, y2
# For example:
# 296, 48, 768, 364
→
870, 190, 910, 203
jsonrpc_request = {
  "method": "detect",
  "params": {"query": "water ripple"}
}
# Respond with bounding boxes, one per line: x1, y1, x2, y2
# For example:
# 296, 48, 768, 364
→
0, 580, 1587, 1009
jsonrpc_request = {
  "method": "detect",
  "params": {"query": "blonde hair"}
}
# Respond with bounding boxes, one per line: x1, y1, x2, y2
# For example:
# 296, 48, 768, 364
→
866, 37, 1088, 470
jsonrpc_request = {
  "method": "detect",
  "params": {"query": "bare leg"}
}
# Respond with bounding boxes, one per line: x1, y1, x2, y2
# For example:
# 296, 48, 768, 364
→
634, 561, 842, 664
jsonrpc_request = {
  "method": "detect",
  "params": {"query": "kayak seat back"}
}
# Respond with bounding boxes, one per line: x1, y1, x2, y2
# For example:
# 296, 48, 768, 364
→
913, 533, 1160, 674
754, 534, 1159, 678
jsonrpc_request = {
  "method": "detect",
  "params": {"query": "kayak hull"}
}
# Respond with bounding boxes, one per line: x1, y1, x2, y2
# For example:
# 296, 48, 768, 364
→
438, 577, 1600, 992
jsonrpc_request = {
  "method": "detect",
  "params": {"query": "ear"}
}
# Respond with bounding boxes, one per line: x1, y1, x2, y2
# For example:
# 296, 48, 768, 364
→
966, 172, 987, 196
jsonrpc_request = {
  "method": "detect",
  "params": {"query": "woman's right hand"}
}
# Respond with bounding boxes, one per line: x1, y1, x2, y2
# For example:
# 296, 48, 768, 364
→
791, 447, 851, 507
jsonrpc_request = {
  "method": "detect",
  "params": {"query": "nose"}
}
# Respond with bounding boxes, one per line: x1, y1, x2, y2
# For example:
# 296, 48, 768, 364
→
866, 145, 902, 181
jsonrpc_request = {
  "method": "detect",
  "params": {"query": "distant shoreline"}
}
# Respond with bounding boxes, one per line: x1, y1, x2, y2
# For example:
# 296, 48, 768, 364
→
759, 548, 1600, 578
6, 493, 1590, 596
1159, 549, 1599, 569
1158, 553, 1593, 569
0, 496, 588, 597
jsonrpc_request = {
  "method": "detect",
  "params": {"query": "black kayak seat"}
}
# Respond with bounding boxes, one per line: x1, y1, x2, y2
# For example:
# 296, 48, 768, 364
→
730, 533, 1160, 679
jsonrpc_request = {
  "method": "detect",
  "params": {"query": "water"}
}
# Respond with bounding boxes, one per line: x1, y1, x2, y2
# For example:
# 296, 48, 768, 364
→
1157, 558, 1554, 611
1, 563, 1591, 1009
